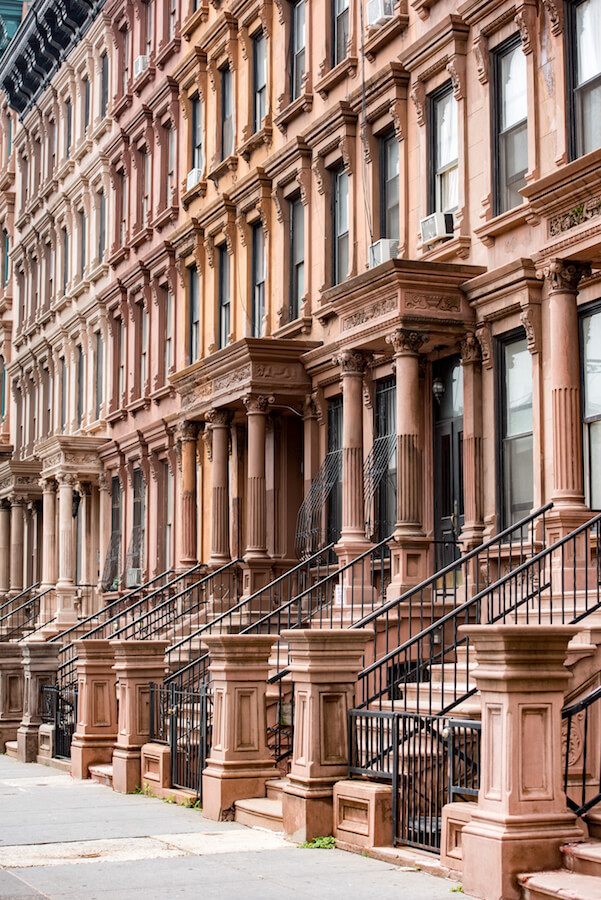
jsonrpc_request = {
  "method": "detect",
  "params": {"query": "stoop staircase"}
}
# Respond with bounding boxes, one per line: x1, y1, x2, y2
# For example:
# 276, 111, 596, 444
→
519, 839, 601, 899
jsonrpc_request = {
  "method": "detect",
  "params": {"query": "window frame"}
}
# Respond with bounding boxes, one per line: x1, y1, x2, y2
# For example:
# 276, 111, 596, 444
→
332, 0, 349, 68
289, 193, 304, 321
427, 81, 458, 216
218, 244, 230, 349
567, 0, 601, 161
189, 265, 200, 364
290, 0, 306, 101
251, 222, 265, 337
331, 166, 349, 286
579, 300, 601, 510
492, 34, 528, 216
252, 30, 267, 133
191, 95, 203, 171
379, 130, 400, 242
221, 66, 234, 161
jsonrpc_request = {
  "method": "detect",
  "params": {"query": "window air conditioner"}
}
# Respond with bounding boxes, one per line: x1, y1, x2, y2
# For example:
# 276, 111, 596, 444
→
125, 567, 142, 588
369, 238, 398, 268
186, 168, 203, 191
420, 212, 454, 245
134, 55, 149, 78
366, 0, 395, 28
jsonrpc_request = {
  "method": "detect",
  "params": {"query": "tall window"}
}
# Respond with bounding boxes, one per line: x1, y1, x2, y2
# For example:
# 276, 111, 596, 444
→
122, 29, 130, 93
291, 0, 305, 100
77, 345, 84, 428
132, 468, 145, 570
191, 96, 203, 170
142, 150, 151, 225
164, 289, 174, 377
167, 126, 176, 200
79, 209, 86, 278
499, 335, 533, 527
581, 308, 601, 508
168, 0, 177, 40
60, 357, 67, 432
83, 76, 90, 131
218, 244, 230, 349
62, 226, 68, 292
189, 266, 199, 364
429, 85, 458, 214
494, 37, 527, 215
0, 356, 5, 424
119, 319, 126, 403
326, 396, 343, 544
101, 53, 109, 119
111, 476, 122, 539
144, 0, 153, 56
289, 195, 304, 320
253, 31, 267, 132
95, 331, 103, 420
140, 305, 149, 392
120, 171, 128, 243
163, 462, 174, 569
570, 0, 601, 158
380, 132, 399, 241
251, 224, 265, 337
221, 67, 234, 160
332, 167, 349, 285
333, 0, 349, 67
65, 98, 72, 159
2, 230, 8, 287
374, 377, 396, 541
98, 191, 106, 261
50, 120, 57, 175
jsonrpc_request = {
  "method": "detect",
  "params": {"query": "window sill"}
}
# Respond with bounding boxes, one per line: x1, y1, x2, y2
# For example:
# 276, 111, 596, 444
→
274, 92, 313, 133
112, 92, 133, 121
154, 204, 179, 229
126, 396, 151, 415
91, 116, 112, 142
130, 226, 153, 249
364, 9, 409, 61
150, 384, 174, 403
73, 137, 92, 162
208, 154, 238, 184
314, 56, 358, 99
0, 166, 14, 192
181, 5, 208, 40
56, 159, 75, 182
181, 178, 206, 210
105, 407, 127, 424
411, 0, 437, 20
237, 122, 272, 162
420, 234, 471, 261
133, 65, 156, 96
15, 209, 29, 230
156, 36, 181, 68
27, 192, 42, 217
72, 277, 90, 297
108, 244, 130, 266
41, 177, 58, 200
37, 307, 53, 327
273, 316, 313, 338
474, 202, 534, 248
89, 261, 109, 283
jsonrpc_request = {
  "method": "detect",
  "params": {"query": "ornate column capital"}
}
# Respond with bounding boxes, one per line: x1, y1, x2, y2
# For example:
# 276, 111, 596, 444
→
177, 420, 199, 443
333, 348, 368, 375
205, 408, 232, 428
386, 329, 428, 357
9, 494, 25, 507
536, 259, 591, 293
39, 477, 56, 492
460, 331, 482, 366
243, 394, 271, 414
56, 473, 76, 487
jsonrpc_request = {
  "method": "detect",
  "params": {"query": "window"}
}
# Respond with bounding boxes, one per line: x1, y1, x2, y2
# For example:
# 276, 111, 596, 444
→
62, 226, 68, 292
167, 126, 176, 200
65, 98, 72, 159
50, 120, 57, 175
570, 0, 601, 158
253, 31, 267, 132
111, 476, 122, 538
140, 305, 149, 392
429, 85, 458, 214
48, 244, 54, 302
168, 0, 177, 40
7, 113, 11, 158
98, 191, 106, 261
0, 356, 5, 424
373, 377, 396, 541
122, 29, 130, 93
333, 0, 349, 67
289, 195, 304, 320
189, 266, 199, 364
581, 307, 601, 508
494, 37, 527, 215
2, 230, 8, 287
499, 335, 533, 527
291, 0, 305, 101
164, 289, 174, 377
221, 67, 234, 160
119, 319, 126, 403
326, 396, 343, 544
120, 171, 128, 243
77, 345, 84, 428
144, 0, 153, 56
83, 76, 90, 131
251, 223, 265, 337
132, 468, 145, 570
101, 53, 109, 119
218, 244, 230, 349
95, 331, 103, 420
191, 96, 203, 170
380, 132, 399, 241
79, 209, 86, 278
332, 167, 349, 285
142, 150, 151, 225
163, 462, 174, 569
60, 357, 67, 432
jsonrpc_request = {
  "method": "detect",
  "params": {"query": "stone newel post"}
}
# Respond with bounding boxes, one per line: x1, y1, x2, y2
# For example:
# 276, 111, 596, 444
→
70, 640, 118, 779
17, 641, 61, 763
110, 640, 169, 794
206, 409, 231, 568
202, 634, 278, 821
281, 629, 369, 843
0, 643, 24, 751
459, 625, 583, 900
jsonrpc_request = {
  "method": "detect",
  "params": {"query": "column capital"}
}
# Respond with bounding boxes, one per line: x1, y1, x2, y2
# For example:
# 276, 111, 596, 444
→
333, 348, 368, 374
205, 408, 232, 428
536, 258, 591, 293
177, 420, 199, 443
39, 477, 56, 492
56, 473, 76, 487
243, 394, 271, 414
9, 494, 25, 507
386, 328, 428, 356
460, 331, 482, 365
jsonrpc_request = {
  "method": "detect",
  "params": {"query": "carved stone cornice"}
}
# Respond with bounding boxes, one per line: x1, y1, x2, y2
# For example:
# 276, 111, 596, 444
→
386, 329, 428, 356
334, 348, 368, 374
536, 259, 592, 293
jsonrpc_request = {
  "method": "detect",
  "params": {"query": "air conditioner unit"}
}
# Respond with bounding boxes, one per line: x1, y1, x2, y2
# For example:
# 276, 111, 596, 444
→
420, 211, 454, 245
369, 238, 398, 268
133, 55, 149, 78
366, 0, 395, 28
186, 167, 203, 191
125, 567, 142, 588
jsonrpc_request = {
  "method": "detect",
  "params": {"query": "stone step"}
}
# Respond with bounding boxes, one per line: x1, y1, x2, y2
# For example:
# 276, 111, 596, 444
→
562, 841, 601, 878
265, 778, 288, 801
89, 764, 113, 788
5, 740, 17, 759
518, 869, 601, 899
585, 810, 601, 841
234, 797, 283, 832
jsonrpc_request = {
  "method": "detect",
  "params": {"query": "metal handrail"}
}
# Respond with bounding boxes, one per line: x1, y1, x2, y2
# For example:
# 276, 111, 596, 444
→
563, 682, 601, 818
0, 581, 40, 618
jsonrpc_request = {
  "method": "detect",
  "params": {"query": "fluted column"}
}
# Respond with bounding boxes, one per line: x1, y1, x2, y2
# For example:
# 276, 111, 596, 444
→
335, 350, 368, 548
537, 260, 590, 508
56, 473, 75, 588
9, 496, 24, 594
206, 409, 231, 567
0, 501, 10, 595
387, 329, 428, 534
179, 421, 199, 568
244, 395, 269, 558
40, 478, 57, 589
460, 332, 484, 547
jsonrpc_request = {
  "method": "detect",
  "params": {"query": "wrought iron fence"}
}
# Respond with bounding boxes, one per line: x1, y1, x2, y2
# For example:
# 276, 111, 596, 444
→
563, 683, 601, 818
170, 684, 212, 798
41, 684, 78, 760
267, 672, 294, 770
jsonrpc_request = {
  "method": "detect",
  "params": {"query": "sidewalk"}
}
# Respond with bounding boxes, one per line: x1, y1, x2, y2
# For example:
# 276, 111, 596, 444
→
0, 755, 473, 899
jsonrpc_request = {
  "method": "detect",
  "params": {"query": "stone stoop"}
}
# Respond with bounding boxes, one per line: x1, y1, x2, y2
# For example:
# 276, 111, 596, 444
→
518, 840, 601, 899
5, 741, 17, 759
88, 764, 113, 788
233, 779, 287, 833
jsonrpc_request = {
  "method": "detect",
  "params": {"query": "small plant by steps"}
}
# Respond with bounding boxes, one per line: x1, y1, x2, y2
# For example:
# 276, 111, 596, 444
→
299, 835, 336, 849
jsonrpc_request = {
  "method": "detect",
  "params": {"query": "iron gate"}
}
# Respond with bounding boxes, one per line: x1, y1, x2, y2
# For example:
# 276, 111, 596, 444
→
149, 682, 211, 799
41, 684, 78, 760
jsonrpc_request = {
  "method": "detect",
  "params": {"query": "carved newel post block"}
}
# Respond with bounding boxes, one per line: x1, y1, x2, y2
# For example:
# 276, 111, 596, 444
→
17, 641, 61, 763
202, 635, 279, 821
459, 625, 583, 900
71, 641, 118, 779
110, 640, 169, 794
0, 643, 24, 751
281, 629, 369, 843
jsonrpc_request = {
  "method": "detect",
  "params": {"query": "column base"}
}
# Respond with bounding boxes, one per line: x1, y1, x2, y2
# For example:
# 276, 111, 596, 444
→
202, 760, 279, 821
17, 723, 40, 763
283, 781, 335, 844
241, 558, 274, 600
54, 587, 79, 629
462, 811, 584, 900
112, 747, 142, 794
71, 738, 115, 780
386, 535, 430, 601
545, 504, 592, 543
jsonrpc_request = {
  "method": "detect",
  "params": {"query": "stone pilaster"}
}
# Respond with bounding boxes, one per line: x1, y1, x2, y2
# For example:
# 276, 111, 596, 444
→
9, 496, 24, 595
55, 473, 77, 627
0, 500, 10, 596
0, 643, 24, 751
460, 332, 484, 550
40, 478, 57, 590
179, 421, 198, 568
206, 409, 231, 568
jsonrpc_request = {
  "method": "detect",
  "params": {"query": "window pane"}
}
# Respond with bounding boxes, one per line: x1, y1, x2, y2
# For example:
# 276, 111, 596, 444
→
501, 44, 527, 130
583, 312, 601, 418
292, 197, 304, 265
576, 0, 601, 85
293, 1, 305, 53
336, 170, 348, 234
504, 338, 532, 436
503, 121, 528, 181
579, 81, 601, 155
383, 136, 399, 240
436, 91, 458, 169
588, 419, 601, 508
439, 165, 458, 212
505, 433, 534, 523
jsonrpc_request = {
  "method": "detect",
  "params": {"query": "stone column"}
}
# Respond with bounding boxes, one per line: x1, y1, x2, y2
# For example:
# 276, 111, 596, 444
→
459, 625, 583, 900
17, 641, 61, 763
242, 395, 271, 596
202, 634, 279, 821
9, 496, 24, 595
40, 478, 57, 591
385, 329, 428, 598
460, 332, 484, 550
281, 629, 369, 843
0, 644, 24, 751
206, 409, 231, 568
0, 500, 11, 596
537, 259, 590, 537
54, 473, 78, 627
71, 640, 118, 779
110, 639, 169, 793
97, 474, 110, 591
179, 421, 198, 568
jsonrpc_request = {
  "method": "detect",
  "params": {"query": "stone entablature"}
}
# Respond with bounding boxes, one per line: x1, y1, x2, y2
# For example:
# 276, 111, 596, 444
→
0, 460, 42, 502
36, 435, 108, 484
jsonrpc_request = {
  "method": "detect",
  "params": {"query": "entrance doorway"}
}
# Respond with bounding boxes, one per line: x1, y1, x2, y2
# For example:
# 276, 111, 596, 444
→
433, 356, 464, 570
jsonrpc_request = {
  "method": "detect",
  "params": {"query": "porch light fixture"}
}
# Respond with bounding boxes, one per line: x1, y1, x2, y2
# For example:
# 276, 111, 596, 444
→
432, 346, 446, 404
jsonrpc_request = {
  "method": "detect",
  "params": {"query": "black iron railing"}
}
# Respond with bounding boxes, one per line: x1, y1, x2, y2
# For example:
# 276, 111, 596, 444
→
0, 582, 40, 620
295, 449, 342, 558
41, 684, 78, 760
101, 531, 121, 591
267, 671, 294, 770
563, 683, 601, 818
167, 683, 212, 799
0, 586, 55, 641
